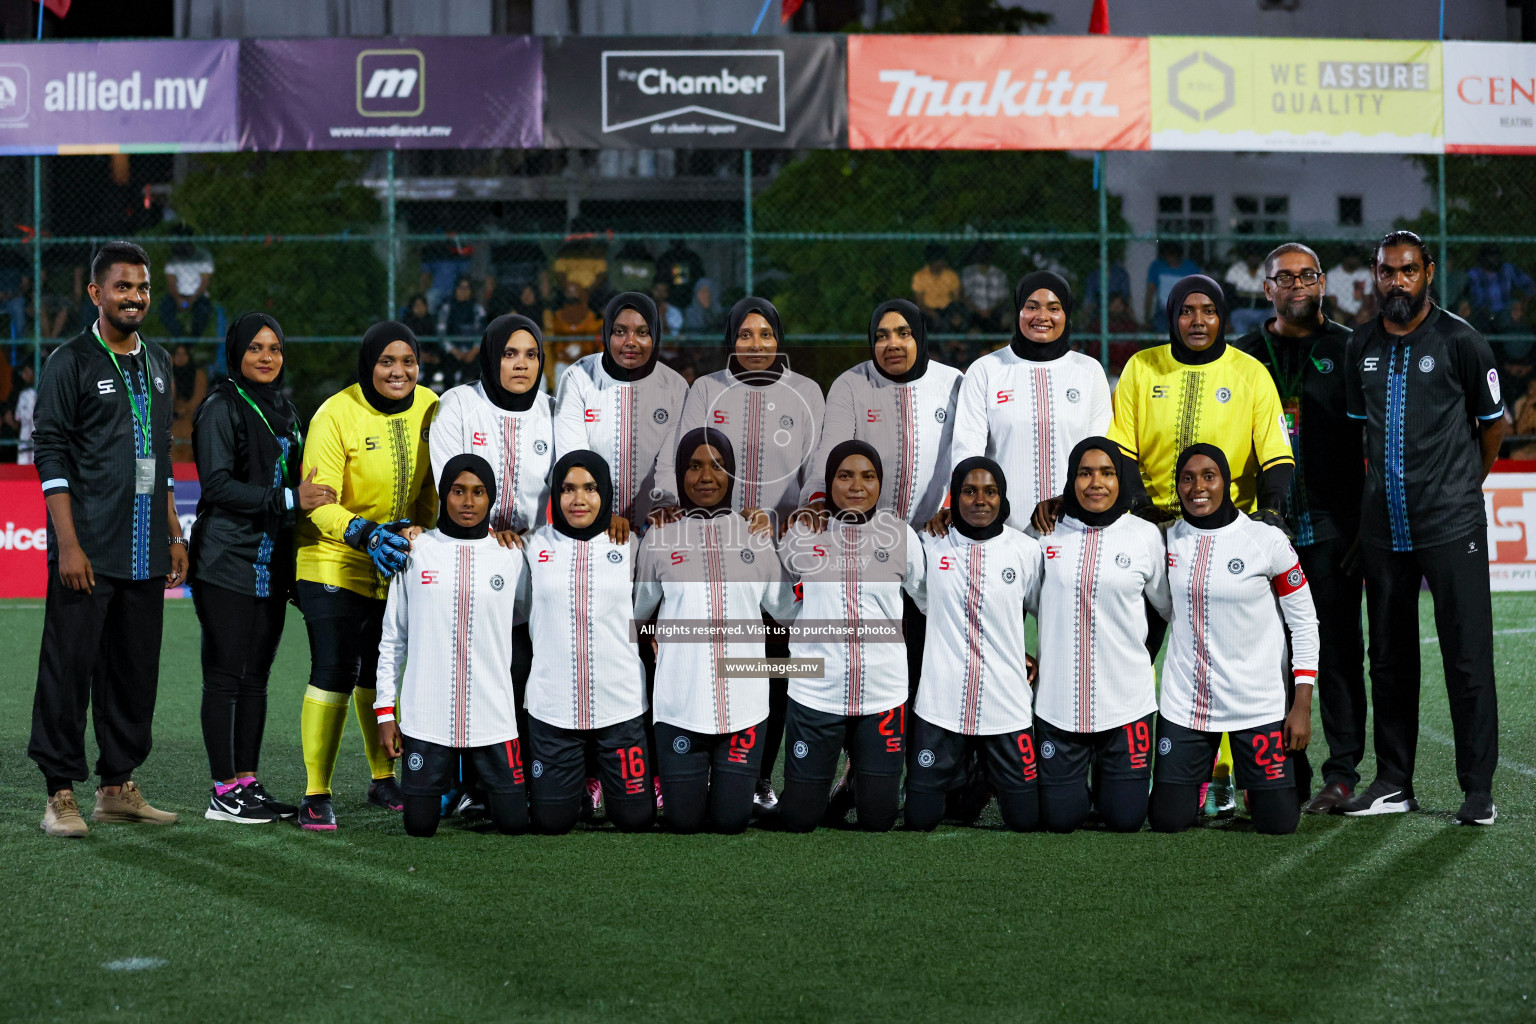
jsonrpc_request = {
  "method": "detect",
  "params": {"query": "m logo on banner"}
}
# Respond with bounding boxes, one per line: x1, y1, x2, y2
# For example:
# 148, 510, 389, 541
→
357, 49, 424, 117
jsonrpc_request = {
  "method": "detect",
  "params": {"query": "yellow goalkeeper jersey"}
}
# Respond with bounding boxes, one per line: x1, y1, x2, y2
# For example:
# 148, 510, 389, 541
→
295, 383, 439, 600
1107, 344, 1293, 515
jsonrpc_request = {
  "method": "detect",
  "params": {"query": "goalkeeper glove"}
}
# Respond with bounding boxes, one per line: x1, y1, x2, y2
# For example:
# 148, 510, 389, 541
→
345, 517, 412, 576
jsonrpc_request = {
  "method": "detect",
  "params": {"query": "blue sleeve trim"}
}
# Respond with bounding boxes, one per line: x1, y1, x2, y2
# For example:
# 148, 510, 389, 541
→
1346, 413, 1367, 421
1478, 410, 1505, 421
40, 477, 67, 492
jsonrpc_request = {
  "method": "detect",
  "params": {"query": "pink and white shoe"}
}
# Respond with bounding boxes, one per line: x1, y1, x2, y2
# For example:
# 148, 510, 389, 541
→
654, 776, 664, 810
582, 777, 603, 821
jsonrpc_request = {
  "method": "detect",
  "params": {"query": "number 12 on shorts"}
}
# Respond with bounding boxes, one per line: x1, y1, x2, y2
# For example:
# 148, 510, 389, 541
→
616, 745, 647, 796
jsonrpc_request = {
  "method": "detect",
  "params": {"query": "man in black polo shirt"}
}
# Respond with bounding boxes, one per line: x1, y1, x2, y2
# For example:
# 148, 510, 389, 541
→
1341, 230, 1506, 826
29, 242, 186, 837
1236, 241, 1365, 814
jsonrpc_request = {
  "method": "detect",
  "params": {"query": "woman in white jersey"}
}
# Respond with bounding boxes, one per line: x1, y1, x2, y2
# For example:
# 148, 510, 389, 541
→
908, 456, 1043, 832
634, 428, 798, 833
947, 271, 1111, 533
374, 454, 531, 837
1148, 443, 1318, 836
777, 440, 926, 833
520, 451, 652, 834
1030, 438, 1170, 833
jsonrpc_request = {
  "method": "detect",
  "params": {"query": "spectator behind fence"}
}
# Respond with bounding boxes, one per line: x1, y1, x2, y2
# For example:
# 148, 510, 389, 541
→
0, 249, 31, 335
545, 281, 605, 387
437, 277, 487, 388
1224, 246, 1269, 336
552, 238, 609, 298
1145, 242, 1201, 333
1079, 293, 1140, 373
1464, 244, 1536, 334
960, 243, 1010, 333
657, 238, 705, 308
1510, 378, 1536, 460
170, 342, 207, 463
912, 243, 964, 331
1326, 252, 1374, 326
1081, 260, 1133, 331
399, 292, 448, 392
4, 360, 36, 464
611, 242, 657, 295
160, 242, 214, 338
652, 279, 684, 337
683, 277, 725, 336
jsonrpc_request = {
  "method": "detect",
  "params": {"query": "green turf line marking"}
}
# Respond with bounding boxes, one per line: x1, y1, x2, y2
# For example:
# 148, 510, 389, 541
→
101, 958, 167, 972
1421, 725, 1536, 779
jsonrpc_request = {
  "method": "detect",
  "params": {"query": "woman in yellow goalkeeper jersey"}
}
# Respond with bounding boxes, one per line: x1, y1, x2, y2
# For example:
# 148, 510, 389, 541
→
292, 321, 439, 830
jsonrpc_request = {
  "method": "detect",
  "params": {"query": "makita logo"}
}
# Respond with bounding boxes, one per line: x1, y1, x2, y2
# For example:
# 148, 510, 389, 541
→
602, 49, 785, 134
877, 68, 1119, 118
357, 50, 424, 117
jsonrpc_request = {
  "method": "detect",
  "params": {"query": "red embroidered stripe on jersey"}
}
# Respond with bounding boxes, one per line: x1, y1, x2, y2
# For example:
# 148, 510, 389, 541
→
451, 544, 474, 747
1188, 534, 1217, 731
703, 523, 730, 732
1032, 367, 1057, 503
893, 385, 916, 519
1073, 528, 1101, 732
571, 543, 593, 729
615, 387, 636, 520
843, 523, 864, 715
741, 390, 765, 510
495, 416, 521, 531
959, 544, 986, 734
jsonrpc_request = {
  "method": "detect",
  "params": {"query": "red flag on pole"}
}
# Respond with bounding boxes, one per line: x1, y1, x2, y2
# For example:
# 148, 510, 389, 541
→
782, 0, 805, 22
1088, 0, 1109, 34
43, 0, 71, 18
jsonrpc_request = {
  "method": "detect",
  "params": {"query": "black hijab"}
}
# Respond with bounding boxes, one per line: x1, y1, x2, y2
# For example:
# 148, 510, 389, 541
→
1175, 442, 1239, 529
358, 320, 421, 415
551, 450, 614, 542
199, 312, 298, 495
725, 296, 787, 385
1166, 274, 1228, 366
1060, 436, 1134, 529
825, 439, 883, 526
676, 427, 736, 518
436, 453, 497, 541
477, 314, 545, 412
1011, 271, 1074, 362
868, 298, 928, 384
600, 291, 660, 383
949, 456, 1010, 542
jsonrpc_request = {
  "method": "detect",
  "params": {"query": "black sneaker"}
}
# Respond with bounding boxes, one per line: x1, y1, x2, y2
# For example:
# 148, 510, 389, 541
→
1455, 791, 1497, 826
1340, 778, 1419, 816
752, 779, 779, 815
299, 794, 337, 831
204, 785, 279, 824
367, 776, 404, 812
242, 780, 297, 820
455, 788, 488, 823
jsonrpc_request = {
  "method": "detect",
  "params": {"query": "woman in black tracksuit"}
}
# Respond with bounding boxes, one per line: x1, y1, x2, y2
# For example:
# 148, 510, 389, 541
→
190, 313, 333, 824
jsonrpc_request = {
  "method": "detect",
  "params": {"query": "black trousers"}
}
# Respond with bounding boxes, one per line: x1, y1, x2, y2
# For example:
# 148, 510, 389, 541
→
1362, 528, 1499, 795
194, 581, 287, 781
758, 617, 789, 782
30, 565, 165, 795
902, 590, 927, 707
1298, 536, 1367, 787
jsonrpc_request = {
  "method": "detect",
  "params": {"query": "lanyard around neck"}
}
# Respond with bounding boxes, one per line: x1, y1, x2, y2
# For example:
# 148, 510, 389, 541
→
233, 382, 300, 479
92, 322, 150, 456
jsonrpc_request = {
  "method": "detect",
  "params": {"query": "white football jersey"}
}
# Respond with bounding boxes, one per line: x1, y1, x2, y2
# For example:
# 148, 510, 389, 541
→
779, 510, 926, 717
633, 514, 799, 734
552, 354, 688, 525
914, 526, 1041, 735
374, 531, 528, 748
1028, 515, 1171, 734
521, 525, 647, 731
950, 348, 1112, 529
1161, 516, 1320, 733
431, 381, 554, 533
656, 366, 826, 529
801, 360, 962, 526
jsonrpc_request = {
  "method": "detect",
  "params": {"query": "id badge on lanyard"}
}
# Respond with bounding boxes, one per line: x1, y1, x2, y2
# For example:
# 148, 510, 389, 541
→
1282, 396, 1301, 443
135, 457, 157, 496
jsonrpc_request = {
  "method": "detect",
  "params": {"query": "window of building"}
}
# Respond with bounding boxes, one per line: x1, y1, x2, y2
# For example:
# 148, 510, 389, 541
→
1338, 195, 1363, 226
1233, 195, 1289, 236
1157, 194, 1216, 263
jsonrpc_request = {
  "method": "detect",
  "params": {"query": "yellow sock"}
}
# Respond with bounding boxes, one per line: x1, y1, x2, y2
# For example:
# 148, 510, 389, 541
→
301, 686, 350, 796
1214, 732, 1234, 779
354, 687, 396, 781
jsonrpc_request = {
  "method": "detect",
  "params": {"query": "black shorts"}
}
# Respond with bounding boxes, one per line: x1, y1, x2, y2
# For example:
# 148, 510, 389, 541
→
1035, 713, 1155, 788
399, 733, 526, 797
782, 698, 905, 784
655, 720, 766, 782
1153, 718, 1295, 792
526, 714, 652, 805
906, 715, 1039, 794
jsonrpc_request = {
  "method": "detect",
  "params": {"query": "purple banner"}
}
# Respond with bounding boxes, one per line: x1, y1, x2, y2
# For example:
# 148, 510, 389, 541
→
239, 37, 542, 151
0, 40, 238, 155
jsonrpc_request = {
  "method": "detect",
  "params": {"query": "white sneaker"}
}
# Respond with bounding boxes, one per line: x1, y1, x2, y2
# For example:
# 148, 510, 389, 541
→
1341, 779, 1420, 816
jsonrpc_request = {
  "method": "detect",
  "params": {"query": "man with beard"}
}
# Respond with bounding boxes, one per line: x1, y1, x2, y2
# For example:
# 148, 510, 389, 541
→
30, 242, 186, 836
1235, 243, 1365, 813
1341, 231, 1506, 826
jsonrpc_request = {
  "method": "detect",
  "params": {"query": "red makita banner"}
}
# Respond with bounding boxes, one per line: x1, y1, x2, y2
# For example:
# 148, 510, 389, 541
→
847, 35, 1150, 150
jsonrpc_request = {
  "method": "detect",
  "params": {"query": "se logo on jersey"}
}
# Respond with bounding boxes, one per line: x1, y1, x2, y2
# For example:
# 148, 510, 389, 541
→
420, 570, 439, 584
365, 437, 379, 450
713, 410, 729, 424
1151, 385, 1168, 399
995, 389, 1014, 404
96, 379, 117, 395
1045, 545, 1061, 559
671, 551, 688, 565
472, 432, 488, 446
584, 409, 600, 423
537, 550, 551, 563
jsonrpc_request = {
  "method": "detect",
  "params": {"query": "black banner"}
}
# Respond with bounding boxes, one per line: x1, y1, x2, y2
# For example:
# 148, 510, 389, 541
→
544, 35, 846, 149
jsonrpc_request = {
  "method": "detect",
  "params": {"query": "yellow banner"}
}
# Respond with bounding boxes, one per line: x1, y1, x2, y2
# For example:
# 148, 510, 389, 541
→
1150, 37, 1442, 152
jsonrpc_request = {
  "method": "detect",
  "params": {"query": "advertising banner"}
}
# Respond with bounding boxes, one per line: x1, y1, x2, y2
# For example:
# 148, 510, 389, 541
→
543, 35, 846, 149
240, 36, 541, 151
1443, 41, 1536, 154
1486, 471, 1536, 591
0, 466, 198, 599
847, 35, 1149, 150
1149, 37, 1443, 152
0, 39, 238, 155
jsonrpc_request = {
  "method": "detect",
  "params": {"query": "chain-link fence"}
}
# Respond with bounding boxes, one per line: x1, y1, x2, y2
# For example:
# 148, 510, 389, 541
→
4, 147, 1535, 459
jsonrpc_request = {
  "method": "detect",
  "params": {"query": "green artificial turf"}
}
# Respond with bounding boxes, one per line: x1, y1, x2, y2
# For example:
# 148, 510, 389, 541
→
1, 595, 1532, 1023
